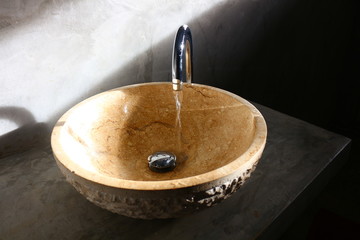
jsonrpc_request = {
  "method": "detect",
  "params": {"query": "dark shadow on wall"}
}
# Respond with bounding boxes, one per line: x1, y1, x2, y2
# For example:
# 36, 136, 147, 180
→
228, 0, 360, 138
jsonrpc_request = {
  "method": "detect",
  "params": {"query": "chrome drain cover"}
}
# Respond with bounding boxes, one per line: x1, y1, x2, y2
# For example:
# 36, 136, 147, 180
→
148, 152, 176, 173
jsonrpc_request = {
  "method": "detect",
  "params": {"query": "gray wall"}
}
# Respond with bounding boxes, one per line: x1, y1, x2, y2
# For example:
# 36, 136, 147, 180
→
1, 0, 359, 156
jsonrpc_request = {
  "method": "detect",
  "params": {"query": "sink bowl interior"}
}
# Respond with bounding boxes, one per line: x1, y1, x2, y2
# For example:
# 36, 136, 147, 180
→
52, 83, 265, 190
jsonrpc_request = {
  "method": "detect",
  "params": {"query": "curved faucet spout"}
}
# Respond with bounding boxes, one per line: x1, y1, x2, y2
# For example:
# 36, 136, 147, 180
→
172, 25, 193, 91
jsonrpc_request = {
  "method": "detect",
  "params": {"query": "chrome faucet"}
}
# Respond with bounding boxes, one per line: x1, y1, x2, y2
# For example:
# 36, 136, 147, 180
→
172, 25, 193, 91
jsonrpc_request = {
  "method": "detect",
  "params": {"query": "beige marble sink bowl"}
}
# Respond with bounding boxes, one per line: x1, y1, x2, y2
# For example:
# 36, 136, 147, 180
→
51, 82, 267, 219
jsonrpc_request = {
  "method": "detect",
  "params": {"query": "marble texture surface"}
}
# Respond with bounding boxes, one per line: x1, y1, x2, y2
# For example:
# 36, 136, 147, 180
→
51, 83, 267, 218
0, 104, 350, 240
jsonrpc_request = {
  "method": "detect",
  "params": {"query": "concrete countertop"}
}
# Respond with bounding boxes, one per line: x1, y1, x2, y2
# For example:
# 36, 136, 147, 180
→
0, 104, 351, 240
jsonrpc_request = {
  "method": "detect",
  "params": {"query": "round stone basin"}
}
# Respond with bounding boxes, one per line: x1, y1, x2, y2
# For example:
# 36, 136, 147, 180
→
51, 82, 267, 219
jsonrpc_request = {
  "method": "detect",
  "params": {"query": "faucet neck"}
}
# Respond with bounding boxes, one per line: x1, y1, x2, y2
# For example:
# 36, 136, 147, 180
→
172, 25, 193, 91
